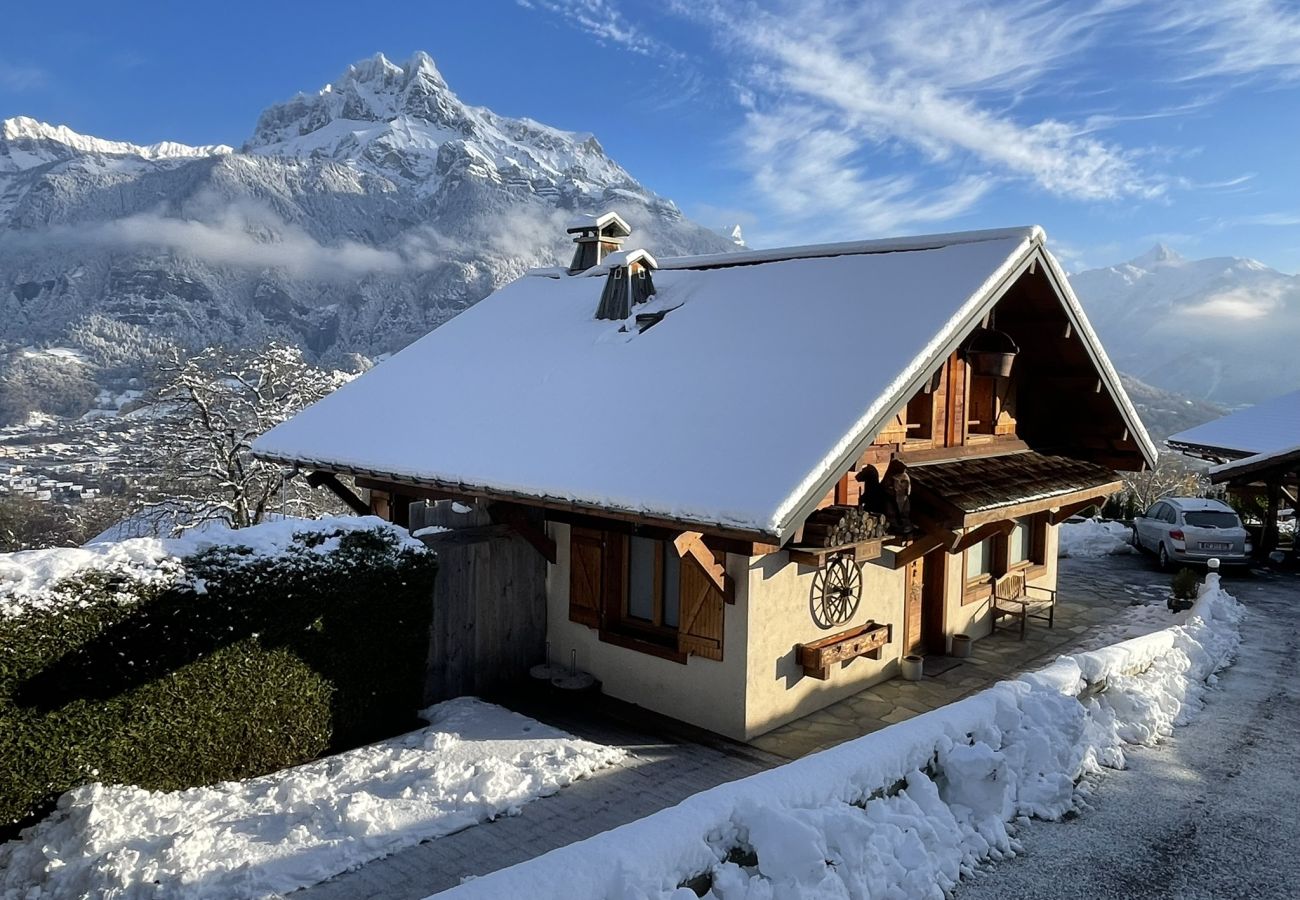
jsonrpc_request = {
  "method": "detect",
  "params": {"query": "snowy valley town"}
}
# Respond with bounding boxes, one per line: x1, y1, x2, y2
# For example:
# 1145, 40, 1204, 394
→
1, 3, 1299, 899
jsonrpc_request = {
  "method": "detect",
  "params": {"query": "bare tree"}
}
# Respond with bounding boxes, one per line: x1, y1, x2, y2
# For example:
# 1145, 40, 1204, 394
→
1119, 452, 1207, 516
134, 343, 354, 529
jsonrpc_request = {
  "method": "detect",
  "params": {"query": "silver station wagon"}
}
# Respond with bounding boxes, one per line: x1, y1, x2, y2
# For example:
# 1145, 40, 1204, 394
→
1132, 497, 1253, 569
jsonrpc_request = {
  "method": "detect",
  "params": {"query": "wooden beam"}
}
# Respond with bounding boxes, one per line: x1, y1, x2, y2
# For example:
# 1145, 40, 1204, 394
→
888, 530, 954, 568
895, 438, 1028, 466
488, 503, 557, 564
416, 524, 514, 547
961, 480, 1123, 528
949, 519, 1015, 554
306, 471, 370, 516
675, 532, 734, 601
1048, 495, 1110, 525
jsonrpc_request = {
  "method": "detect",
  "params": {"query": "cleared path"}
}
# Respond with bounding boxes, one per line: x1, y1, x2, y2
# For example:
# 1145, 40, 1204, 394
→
956, 565, 1300, 900
289, 698, 779, 899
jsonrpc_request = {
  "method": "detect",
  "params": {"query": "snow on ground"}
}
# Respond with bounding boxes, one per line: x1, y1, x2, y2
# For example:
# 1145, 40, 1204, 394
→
1058, 517, 1134, 558
438, 574, 1243, 900
0, 515, 420, 618
0, 698, 624, 900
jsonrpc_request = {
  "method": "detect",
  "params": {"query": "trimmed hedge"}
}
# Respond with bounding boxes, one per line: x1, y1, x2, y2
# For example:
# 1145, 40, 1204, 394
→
0, 527, 436, 835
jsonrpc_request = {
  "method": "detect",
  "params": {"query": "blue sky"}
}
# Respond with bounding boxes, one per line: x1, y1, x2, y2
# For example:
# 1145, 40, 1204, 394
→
2, 0, 1299, 271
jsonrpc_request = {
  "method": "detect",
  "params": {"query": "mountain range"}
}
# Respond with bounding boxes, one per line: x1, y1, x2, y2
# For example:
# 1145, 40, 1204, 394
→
1, 50, 1294, 438
1071, 244, 1300, 409
0, 51, 735, 421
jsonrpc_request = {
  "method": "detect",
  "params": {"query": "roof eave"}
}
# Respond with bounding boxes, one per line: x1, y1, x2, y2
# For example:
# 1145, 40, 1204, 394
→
250, 448, 782, 545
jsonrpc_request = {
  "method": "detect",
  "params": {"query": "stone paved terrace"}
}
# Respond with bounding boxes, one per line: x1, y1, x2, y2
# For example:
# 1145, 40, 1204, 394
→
748, 552, 1183, 759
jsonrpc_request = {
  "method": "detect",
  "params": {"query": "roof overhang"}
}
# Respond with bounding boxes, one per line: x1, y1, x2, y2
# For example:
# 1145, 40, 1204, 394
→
261, 453, 781, 545
1209, 445, 1300, 485
907, 449, 1123, 529
768, 241, 1157, 545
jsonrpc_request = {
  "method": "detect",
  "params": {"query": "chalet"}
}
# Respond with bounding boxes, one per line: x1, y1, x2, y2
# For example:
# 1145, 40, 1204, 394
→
253, 219, 1156, 741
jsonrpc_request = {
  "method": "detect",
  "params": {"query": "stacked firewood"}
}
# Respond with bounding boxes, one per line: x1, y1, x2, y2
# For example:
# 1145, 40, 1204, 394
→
800, 506, 890, 548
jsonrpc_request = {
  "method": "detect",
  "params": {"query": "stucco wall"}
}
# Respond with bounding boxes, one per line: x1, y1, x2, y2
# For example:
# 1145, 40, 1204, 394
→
741, 553, 906, 739
543, 523, 750, 739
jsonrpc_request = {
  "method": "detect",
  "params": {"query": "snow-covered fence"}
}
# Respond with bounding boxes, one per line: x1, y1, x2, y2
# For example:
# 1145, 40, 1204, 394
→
436, 575, 1242, 899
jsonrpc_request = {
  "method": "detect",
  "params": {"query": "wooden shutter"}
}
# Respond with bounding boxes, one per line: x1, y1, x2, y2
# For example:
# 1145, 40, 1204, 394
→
677, 552, 724, 661
569, 526, 604, 627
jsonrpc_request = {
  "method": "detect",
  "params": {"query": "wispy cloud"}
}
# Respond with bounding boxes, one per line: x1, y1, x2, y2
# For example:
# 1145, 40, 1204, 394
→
659, 0, 1171, 240
0, 196, 424, 280
1150, 1, 1300, 82
517, 0, 668, 57
0, 61, 49, 92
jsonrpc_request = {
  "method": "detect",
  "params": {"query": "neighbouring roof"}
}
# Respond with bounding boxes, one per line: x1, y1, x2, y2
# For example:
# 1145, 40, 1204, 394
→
909, 450, 1121, 524
253, 225, 1152, 541
1210, 444, 1300, 485
1169, 388, 1300, 458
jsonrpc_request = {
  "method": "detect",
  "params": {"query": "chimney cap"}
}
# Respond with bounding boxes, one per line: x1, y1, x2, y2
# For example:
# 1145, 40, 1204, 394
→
584, 247, 658, 275
566, 211, 632, 238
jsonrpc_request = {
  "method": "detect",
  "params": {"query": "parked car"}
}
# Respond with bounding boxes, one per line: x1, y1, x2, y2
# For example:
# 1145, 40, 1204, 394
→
1132, 498, 1253, 569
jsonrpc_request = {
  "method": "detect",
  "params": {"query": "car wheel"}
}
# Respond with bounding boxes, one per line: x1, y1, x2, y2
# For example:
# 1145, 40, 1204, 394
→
1158, 543, 1170, 571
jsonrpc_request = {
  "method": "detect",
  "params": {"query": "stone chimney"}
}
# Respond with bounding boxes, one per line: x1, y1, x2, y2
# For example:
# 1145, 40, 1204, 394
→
566, 211, 631, 274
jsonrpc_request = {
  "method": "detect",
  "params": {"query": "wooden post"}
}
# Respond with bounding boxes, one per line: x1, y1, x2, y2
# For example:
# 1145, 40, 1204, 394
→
1261, 478, 1282, 560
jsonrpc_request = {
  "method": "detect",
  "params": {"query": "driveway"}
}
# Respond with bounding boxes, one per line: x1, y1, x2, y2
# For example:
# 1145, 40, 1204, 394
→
955, 561, 1300, 900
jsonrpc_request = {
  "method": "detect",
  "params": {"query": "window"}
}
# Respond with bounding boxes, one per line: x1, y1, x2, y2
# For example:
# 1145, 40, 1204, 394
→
966, 538, 994, 581
568, 526, 723, 662
625, 535, 680, 630
1183, 510, 1241, 529
1007, 518, 1032, 565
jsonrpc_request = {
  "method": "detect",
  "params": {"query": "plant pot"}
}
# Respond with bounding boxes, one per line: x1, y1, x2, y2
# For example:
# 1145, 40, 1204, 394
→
950, 633, 973, 658
900, 654, 924, 681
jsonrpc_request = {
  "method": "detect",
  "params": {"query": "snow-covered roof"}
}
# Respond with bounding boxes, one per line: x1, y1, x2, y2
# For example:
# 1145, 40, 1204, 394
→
565, 211, 631, 236
253, 225, 1152, 541
1169, 388, 1300, 458
1209, 444, 1300, 484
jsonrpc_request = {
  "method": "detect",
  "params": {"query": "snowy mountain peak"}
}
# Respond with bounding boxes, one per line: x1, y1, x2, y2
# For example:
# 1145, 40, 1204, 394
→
1129, 242, 1184, 269
0, 116, 232, 171
241, 51, 640, 197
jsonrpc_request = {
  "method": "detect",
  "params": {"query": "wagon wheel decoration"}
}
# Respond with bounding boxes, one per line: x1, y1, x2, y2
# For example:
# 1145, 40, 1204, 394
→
810, 554, 862, 629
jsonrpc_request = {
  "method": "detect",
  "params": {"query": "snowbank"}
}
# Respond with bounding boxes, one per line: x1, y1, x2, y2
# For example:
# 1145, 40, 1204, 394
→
437, 576, 1242, 899
0, 515, 421, 618
0, 698, 624, 900
1058, 518, 1134, 559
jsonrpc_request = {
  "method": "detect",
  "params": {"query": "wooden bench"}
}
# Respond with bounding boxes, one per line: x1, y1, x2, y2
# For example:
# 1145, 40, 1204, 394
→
992, 570, 1056, 640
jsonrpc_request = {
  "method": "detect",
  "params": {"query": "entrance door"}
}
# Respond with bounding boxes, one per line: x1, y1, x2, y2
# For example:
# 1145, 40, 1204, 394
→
904, 552, 946, 655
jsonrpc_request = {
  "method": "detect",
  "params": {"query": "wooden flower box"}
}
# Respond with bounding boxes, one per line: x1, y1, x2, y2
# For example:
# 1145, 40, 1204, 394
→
797, 622, 892, 680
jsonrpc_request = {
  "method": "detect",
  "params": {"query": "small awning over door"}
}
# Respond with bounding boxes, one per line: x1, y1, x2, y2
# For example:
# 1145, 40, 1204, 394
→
908, 449, 1122, 529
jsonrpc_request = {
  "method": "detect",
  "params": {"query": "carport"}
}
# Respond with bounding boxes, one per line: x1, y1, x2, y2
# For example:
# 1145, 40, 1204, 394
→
1209, 446, 1300, 563
1169, 388, 1300, 563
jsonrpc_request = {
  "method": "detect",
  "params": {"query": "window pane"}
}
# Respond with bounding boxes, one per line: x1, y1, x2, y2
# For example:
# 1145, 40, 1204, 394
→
966, 539, 993, 579
628, 536, 656, 621
1008, 519, 1030, 563
662, 548, 680, 628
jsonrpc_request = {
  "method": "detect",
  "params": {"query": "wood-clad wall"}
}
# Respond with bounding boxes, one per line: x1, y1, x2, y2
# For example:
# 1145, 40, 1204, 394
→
417, 501, 548, 703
